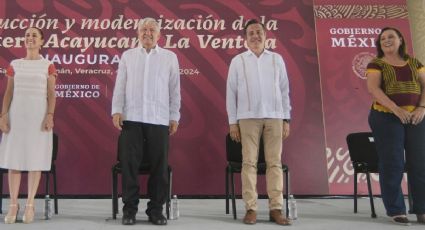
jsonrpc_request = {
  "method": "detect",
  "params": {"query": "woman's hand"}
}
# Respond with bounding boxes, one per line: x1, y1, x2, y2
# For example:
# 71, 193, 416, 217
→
0, 113, 10, 133
43, 114, 54, 131
393, 106, 412, 124
411, 107, 425, 125
392, 106, 412, 124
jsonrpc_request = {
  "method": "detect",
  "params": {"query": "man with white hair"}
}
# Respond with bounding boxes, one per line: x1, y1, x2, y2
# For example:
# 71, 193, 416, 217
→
111, 17, 181, 225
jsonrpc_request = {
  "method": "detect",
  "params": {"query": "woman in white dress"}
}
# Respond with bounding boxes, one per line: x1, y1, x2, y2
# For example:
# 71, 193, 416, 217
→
0, 27, 57, 224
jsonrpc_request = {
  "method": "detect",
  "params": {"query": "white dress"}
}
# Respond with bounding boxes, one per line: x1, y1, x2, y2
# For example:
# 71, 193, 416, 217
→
0, 58, 53, 171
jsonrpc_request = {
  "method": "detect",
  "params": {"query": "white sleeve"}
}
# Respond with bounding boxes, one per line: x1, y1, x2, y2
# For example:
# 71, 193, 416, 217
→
169, 53, 181, 122
111, 53, 127, 115
279, 55, 291, 119
226, 58, 238, 124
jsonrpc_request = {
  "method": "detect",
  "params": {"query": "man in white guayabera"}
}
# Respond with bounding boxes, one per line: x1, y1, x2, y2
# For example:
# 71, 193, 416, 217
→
226, 19, 292, 226
111, 17, 180, 226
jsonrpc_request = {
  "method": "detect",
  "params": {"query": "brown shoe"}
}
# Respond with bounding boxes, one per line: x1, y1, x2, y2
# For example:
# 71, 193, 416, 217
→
270, 209, 292, 225
243, 209, 257, 224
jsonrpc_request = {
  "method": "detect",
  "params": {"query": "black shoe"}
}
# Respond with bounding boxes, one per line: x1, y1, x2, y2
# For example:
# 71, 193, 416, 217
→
122, 214, 136, 225
418, 214, 425, 224
148, 214, 167, 225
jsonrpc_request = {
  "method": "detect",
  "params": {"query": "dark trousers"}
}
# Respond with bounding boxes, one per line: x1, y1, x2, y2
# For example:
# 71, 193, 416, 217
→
119, 121, 169, 216
369, 110, 425, 216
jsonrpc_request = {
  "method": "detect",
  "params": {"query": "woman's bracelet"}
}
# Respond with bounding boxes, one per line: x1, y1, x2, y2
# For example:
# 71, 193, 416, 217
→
0, 112, 8, 118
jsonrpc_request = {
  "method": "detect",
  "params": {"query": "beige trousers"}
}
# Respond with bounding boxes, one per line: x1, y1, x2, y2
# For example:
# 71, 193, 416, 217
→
239, 118, 284, 211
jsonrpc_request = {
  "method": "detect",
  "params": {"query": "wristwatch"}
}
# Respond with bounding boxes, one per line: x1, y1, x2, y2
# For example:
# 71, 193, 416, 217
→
283, 119, 290, 123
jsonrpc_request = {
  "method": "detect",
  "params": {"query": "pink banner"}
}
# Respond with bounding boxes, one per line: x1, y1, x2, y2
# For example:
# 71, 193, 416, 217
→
0, 0, 328, 195
314, 0, 411, 194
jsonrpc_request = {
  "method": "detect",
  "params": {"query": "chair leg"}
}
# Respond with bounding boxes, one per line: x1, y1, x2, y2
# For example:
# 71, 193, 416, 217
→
230, 171, 237, 220
285, 169, 289, 218
225, 166, 229, 214
45, 173, 50, 195
0, 170, 3, 214
45, 172, 51, 215
166, 167, 172, 220
407, 176, 413, 214
112, 168, 118, 219
366, 172, 376, 218
53, 168, 58, 214
354, 172, 358, 213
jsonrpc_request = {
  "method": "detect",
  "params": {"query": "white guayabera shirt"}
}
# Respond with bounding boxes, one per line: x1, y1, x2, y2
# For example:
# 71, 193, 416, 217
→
112, 45, 181, 126
226, 49, 291, 125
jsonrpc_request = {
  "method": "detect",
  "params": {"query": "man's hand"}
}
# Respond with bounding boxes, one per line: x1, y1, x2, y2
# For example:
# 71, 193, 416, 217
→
169, 120, 179, 135
229, 124, 241, 142
282, 121, 290, 139
112, 113, 123, 130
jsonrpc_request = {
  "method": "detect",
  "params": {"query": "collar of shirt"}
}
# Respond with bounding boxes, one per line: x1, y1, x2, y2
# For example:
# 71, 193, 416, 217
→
139, 45, 160, 55
245, 48, 272, 58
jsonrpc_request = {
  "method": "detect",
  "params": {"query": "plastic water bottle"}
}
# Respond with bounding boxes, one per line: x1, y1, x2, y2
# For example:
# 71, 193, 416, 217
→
288, 195, 297, 220
44, 195, 53, 220
170, 195, 179, 220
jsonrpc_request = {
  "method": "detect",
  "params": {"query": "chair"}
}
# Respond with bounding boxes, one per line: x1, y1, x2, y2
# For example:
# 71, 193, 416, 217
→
111, 134, 172, 219
346, 132, 412, 218
0, 133, 59, 214
225, 133, 290, 219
